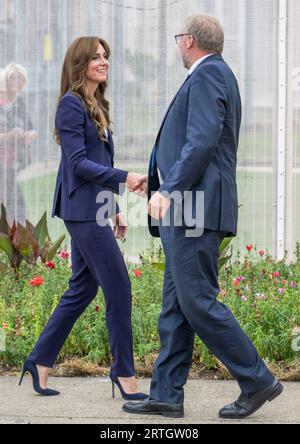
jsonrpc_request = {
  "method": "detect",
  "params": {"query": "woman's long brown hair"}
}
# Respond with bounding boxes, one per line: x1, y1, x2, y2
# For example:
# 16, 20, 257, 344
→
54, 36, 111, 144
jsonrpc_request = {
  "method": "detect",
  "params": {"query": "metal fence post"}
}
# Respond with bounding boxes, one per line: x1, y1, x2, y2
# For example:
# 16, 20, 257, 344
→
285, 0, 295, 261
276, 0, 287, 260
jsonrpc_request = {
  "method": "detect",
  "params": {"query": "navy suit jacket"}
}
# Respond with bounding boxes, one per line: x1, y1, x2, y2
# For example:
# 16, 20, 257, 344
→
52, 92, 128, 221
148, 54, 241, 237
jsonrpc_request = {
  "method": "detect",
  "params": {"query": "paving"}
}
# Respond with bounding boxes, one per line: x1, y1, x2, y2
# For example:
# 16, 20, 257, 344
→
0, 377, 298, 424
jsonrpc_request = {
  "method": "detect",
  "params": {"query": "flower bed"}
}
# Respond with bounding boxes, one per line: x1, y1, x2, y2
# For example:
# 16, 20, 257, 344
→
0, 244, 300, 379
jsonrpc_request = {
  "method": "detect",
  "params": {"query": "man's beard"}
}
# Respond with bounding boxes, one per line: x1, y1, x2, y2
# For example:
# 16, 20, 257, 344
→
181, 52, 190, 70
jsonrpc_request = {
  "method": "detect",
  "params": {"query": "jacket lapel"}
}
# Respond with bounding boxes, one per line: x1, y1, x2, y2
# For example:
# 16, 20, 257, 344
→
154, 74, 191, 145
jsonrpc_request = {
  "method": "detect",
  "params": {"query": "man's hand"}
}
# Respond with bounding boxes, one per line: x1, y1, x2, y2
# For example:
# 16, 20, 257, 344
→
111, 212, 127, 240
148, 192, 171, 220
134, 175, 148, 197
126, 173, 148, 197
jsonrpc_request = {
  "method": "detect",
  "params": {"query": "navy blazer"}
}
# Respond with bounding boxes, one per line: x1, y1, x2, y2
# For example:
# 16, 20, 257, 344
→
52, 92, 128, 221
148, 54, 241, 237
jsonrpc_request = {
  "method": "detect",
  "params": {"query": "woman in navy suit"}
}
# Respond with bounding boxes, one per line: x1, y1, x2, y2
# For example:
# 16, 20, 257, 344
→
19, 36, 148, 400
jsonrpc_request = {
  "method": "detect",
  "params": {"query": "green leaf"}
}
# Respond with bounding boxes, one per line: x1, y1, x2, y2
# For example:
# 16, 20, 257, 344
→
151, 262, 165, 272
218, 254, 232, 270
220, 237, 233, 253
0, 233, 14, 260
46, 234, 65, 261
35, 212, 49, 248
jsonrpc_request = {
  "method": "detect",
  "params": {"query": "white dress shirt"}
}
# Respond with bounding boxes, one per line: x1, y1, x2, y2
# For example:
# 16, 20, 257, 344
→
188, 53, 215, 76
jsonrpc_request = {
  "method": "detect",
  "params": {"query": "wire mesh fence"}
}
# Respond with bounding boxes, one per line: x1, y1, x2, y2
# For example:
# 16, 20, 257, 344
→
0, 0, 298, 260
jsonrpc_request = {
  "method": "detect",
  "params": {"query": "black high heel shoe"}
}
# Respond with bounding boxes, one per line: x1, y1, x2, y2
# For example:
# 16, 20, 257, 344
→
19, 359, 60, 396
109, 374, 148, 401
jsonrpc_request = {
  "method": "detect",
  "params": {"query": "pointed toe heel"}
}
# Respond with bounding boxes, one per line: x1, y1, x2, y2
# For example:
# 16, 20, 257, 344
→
19, 359, 60, 396
109, 374, 148, 401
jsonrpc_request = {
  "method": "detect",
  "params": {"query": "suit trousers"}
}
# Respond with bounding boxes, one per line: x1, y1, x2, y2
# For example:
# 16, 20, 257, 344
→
28, 220, 135, 377
150, 224, 275, 404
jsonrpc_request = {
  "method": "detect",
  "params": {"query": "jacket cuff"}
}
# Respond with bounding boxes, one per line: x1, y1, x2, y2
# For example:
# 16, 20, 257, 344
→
159, 182, 188, 199
113, 169, 128, 195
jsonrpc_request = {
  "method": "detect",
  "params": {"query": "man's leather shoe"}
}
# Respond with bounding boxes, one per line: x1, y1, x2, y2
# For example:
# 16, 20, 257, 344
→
219, 379, 283, 419
122, 399, 184, 418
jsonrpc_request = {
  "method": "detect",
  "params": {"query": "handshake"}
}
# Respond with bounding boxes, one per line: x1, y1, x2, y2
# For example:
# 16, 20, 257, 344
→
125, 173, 148, 197
125, 172, 171, 221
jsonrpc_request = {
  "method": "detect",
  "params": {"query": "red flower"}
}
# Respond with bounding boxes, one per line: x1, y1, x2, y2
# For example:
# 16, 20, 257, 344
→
59, 251, 69, 260
273, 271, 280, 278
220, 289, 227, 298
281, 279, 287, 286
246, 245, 253, 252
259, 250, 265, 257
232, 278, 240, 287
2, 323, 9, 330
45, 261, 55, 270
133, 269, 142, 278
29, 276, 44, 287
95, 305, 101, 313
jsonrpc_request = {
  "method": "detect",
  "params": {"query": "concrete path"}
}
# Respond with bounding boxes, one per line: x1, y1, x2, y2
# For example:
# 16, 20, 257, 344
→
0, 377, 299, 424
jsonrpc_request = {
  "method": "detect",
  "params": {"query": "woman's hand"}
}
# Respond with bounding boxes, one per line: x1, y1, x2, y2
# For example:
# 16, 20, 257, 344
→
111, 212, 128, 240
126, 173, 148, 196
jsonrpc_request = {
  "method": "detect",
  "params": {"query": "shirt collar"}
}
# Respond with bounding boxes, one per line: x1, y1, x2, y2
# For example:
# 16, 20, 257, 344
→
188, 53, 216, 76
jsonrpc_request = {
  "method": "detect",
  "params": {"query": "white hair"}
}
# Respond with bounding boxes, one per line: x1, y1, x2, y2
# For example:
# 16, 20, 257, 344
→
0, 62, 28, 92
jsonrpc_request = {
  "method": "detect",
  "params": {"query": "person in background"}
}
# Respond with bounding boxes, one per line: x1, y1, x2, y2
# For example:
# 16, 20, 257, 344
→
0, 62, 37, 224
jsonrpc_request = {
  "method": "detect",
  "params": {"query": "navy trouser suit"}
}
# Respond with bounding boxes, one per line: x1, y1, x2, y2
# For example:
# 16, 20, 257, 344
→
147, 54, 276, 404
29, 92, 135, 377
150, 224, 274, 404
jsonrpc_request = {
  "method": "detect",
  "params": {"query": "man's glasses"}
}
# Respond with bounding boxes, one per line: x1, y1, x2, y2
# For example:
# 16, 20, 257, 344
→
174, 34, 194, 45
